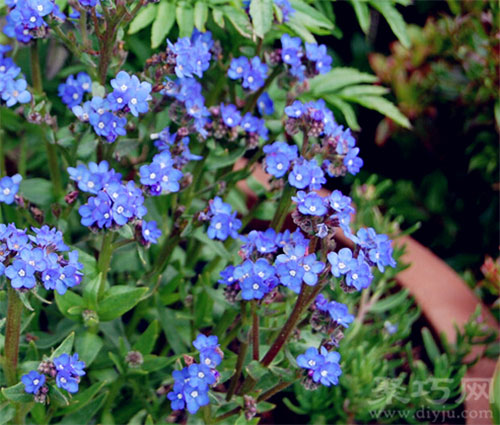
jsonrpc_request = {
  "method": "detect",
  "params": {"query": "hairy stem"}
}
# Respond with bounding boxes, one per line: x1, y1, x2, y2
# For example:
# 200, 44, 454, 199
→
97, 231, 115, 298
251, 301, 259, 361
4, 286, 23, 386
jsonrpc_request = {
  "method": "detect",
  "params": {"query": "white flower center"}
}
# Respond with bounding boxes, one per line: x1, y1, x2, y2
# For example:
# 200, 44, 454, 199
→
130, 98, 137, 105
236, 66, 243, 74
276, 163, 283, 170
309, 206, 316, 212
248, 76, 254, 83
117, 206, 124, 214
303, 264, 311, 272
60, 377, 67, 383
252, 283, 259, 290
215, 222, 222, 230
30, 16, 36, 23
227, 117, 233, 125
33, 379, 39, 385
120, 84, 127, 91
72, 93, 79, 100
87, 181, 95, 188
295, 174, 302, 181
352, 273, 358, 280
321, 370, 328, 377
198, 372, 204, 378
60, 274, 66, 280
258, 271, 265, 278
18, 269, 25, 277
149, 173, 156, 179
284, 54, 290, 61
82, 83, 89, 90
162, 175, 169, 182
191, 391, 198, 398
308, 360, 316, 367
104, 213, 110, 219
338, 262, 345, 269
144, 229, 150, 236
117, 97, 123, 104
3, 188, 10, 195
98, 122, 105, 129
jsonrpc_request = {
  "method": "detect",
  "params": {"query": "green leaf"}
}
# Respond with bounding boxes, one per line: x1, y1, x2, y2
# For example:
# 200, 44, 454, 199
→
58, 392, 107, 424
19, 178, 54, 206
337, 84, 389, 97
151, 1, 176, 49
128, 3, 157, 34
49, 385, 70, 406
246, 360, 269, 380
193, 230, 232, 261
156, 303, 189, 355
83, 273, 101, 311
0, 404, 15, 425
50, 332, 75, 360
348, 95, 411, 129
205, 145, 247, 170
141, 354, 170, 372
2, 382, 34, 403
97, 286, 148, 322
421, 327, 440, 365
249, 0, 273, 39
132, 320, 159, 355
350, 0, 370, 34
310, 67, 378, 95
75, 333, 103, 367
495, 100, 500, 129
176, 2, 194, 38
286, 18, 316, 43
323, 95, 360, 131
55, 290, 85, 321
369, 0, 410, 48
289, 0, 334, 30
212, 8, 225, 28
370, 289, 409, 313
222, 6, 252, 38
194, 1, 208, 31
54, 382, 106, 417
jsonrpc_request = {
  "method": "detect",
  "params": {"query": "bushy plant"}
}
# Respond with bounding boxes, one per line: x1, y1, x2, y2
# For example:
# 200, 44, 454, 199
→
0, 0, 489, 424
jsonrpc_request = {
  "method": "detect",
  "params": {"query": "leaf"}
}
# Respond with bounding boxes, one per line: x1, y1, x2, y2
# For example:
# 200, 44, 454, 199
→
289, 0, 334, 30
370, 289, 409, 313
348, 95, 411, 129
370, 0, 410, 48
310, 67, 378, 95
156, 303, 188, 355
83, 273, 101, 311
132, 320, 159, 355
54, 382, 106, 417
323, 95, 360, 131
176, 2, 194, 38
421, 328, 440, 365
58, 392, 107, 425
2, 382, 34, 403
286, 18, 316, 43
222, 6, 252, 38
194, 1, 208, 31
128, 3, 157, 34
50, 331, 75, 360
350, 0, 370, 33
55, 290, 85, 321
141, 354, 170, 372
212, 8, 225, 28
249, 0, 273, 39
19, 178, 54, 206
97, 286, 148, 322
337, 84, 389, 97
193, 230, 232, 261
75, 332, 103, 367
0, 404, 15, 425
151, 1, 176, 49
205, 145, 247, 170
246, 360, 269, 380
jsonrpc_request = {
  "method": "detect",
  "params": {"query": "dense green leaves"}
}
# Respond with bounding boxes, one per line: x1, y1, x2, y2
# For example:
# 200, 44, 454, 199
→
249, 0, 273, 38
97, 286, 148, 321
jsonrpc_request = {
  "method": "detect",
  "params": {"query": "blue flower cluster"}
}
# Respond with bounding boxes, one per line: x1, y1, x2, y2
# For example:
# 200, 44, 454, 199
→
167, 334, 222, 414
3, 0, 65, 43
0, 173, 22, 204
348, 227, 397, 272
68, 71, 152, 143
281, 34, 332, 81
0, 224, 83, 294
164, 76, 211, 138
151, 126, 202, 167
0, 47, 31, 107
228, 56, 268, 91
139, 151, 183, 195
282, 100, 363, 176
214, 103, 268, 144
296, 346, 341, 387
205, 197, 242, 241
219, 228, 327, 299
315, 294, 354, 328
58, 72, 92, 108
167, 30, 213, 79
22, 352, 86, 402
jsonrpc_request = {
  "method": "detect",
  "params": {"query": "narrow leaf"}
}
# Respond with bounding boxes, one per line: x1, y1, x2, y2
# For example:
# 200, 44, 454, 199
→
151, 1, 176, 49
128, 3, 157, 35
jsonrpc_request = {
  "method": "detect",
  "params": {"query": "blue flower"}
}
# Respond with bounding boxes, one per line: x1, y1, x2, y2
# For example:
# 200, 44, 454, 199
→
167, 30, 213, 79
0, 174, 21, 204
20, 247, 46, 272
228, 56, 250, 80
5, 258, 36, 289
218, 265, 236, 286
220, 103, 241, 127
276, 260, 304, 293
344, 147, 363, 175
327, 248, 357, 278
292, 191, 327, 216
274, 0, 294, 21
296, 347, 323, 371
305, 43, 332, 74
288, 159, 315, 189
242, 57, 267, 91
30, 225, 69, 251
21, 371, 45, 394
28, 0, 54, 16
327, 301, 354, 327
79, 192, 113, 228
328, 190, 352, 213
281, 34, 303, 67
193, 334, 222, 368
301, 254, 324, 286
206, 198, 241, 241
167, 382, 186, 410
345, 253, 373, 290
2, 78, 31, 106
184, 385, 210, 414
284, 100, 304, 118
263, 142, 298, 178
187, 364, 216, 390
257, 92, 274, 115
142, 220, 161, 244
312, 350, 341, 387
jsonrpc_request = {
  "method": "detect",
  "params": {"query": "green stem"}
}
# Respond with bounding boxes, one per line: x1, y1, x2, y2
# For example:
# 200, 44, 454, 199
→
0, 127, 5, 177
269, 183, 293, 231
43, 137, 63, 199
79, 8, 89, 49
225, 335, 248, 401
251, 300, 259, 361
4, 286, 23, 386
97, 231, 115, 298
29, 41, 42, 94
